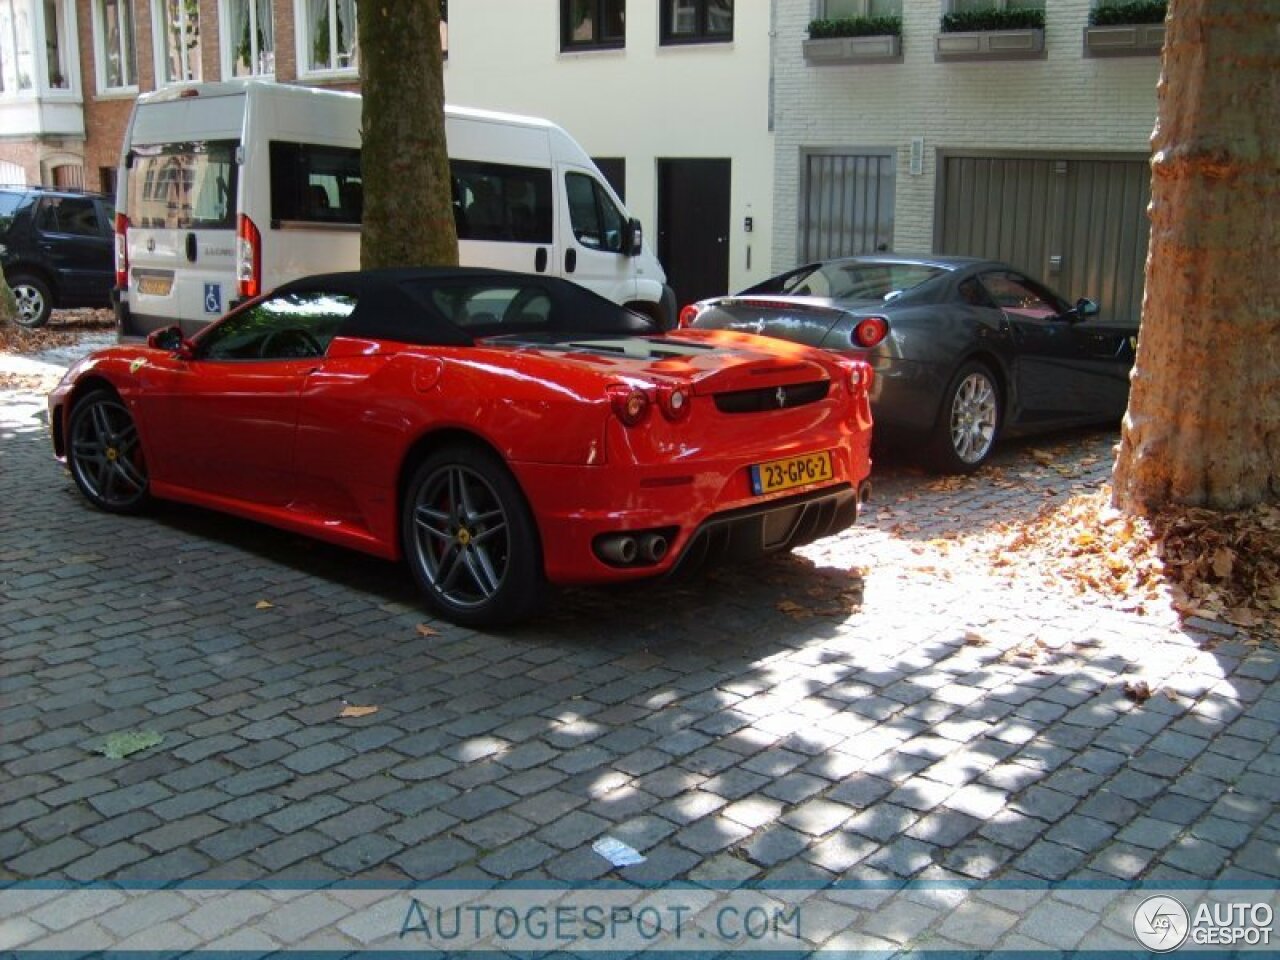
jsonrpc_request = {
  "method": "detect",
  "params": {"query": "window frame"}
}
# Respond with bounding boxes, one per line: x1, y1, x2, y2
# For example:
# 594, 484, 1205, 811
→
819, 0, 901, 17
91, 0, 138, 92
560, 0, 625, 52
294, 0, 358, 78
659, 0, 733, 46
944, 0, 1044, 11
150, 0, 201, 86
219, 0, 274, 79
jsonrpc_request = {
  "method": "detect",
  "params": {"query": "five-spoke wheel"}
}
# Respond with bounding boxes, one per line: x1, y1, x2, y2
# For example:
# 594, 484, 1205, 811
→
928, 362, 1001, 474
10, 273, 52, 328
67, 389, 151, 513
402, 445, 542, 627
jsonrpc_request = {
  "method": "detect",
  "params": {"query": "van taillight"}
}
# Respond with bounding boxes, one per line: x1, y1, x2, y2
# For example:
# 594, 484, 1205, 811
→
237, 214, 261, 299
114, 213, 129, 288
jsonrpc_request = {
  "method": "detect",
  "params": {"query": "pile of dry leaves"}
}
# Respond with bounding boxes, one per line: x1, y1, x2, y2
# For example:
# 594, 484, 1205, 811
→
0, 309, 113, 355
994, 485, 1280, 642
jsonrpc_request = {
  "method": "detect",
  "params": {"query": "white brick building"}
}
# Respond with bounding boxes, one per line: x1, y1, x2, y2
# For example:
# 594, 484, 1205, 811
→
772, 0, 1161, 321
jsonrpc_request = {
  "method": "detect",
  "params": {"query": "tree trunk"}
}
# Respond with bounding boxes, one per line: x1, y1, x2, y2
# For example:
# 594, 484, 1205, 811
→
357, 0, 457, 269
1111, 0, 1279, 513
0, 275, 15, 324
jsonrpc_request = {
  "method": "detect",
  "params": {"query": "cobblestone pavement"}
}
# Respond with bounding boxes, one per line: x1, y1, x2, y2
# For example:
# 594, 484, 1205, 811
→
1, 344, 1277, 948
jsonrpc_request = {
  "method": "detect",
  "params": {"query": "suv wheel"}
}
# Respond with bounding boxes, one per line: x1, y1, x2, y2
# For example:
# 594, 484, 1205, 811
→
9, 273, 53, 327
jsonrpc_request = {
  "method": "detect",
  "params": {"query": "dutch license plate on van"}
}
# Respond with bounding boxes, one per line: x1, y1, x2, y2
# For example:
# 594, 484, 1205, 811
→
137, 275, 173, 297
750, 451, 834, 495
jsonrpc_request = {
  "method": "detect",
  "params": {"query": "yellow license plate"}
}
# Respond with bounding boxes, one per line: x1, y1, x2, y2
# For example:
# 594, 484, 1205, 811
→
750, 451, 834, 495
137, 275, 172, 297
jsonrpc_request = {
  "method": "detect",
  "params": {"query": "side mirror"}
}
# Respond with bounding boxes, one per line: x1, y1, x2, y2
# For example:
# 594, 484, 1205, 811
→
624, 218, 644, 257
1061, 298, 1100, 323
147, 325, 193, 359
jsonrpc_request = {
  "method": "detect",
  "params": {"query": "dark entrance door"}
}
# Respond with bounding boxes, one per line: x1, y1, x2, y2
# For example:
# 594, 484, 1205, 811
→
657, 158, 731, 307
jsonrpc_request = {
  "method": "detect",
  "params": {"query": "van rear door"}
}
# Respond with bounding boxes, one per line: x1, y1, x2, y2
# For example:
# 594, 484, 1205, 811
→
126, 139, 239, 337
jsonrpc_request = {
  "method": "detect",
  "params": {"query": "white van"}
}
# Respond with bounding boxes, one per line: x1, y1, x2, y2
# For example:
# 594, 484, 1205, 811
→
113, 80, 674, 338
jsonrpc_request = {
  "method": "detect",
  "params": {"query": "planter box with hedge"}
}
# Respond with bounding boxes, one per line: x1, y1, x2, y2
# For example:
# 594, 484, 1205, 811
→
1084, 0, 1166, 57
804, 16, 902, 65
934, 7, 1045, 62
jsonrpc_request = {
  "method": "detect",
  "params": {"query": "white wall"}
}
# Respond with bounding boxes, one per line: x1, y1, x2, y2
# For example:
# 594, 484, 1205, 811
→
772, 0, 1161, 270
442, 0, 775, 296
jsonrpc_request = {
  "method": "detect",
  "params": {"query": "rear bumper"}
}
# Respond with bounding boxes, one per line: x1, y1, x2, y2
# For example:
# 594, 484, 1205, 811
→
516, 440, 871, 586
670, 483, 863, 577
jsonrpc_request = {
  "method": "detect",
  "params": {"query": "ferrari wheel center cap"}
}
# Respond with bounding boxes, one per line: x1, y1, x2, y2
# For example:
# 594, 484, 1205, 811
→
456, 528, 472, 546
106, 447, 119, 462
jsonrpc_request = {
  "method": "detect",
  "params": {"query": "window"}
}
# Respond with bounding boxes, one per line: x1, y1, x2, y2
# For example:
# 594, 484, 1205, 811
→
565, 172, 625, 253
152, 0, 201, 84
660, 0, 732, 45
452, 160, 553, 244
427, 284, 553, 332
93, 0, 136, 89
782, 262, 943, 300
42, 0, 68, 87
35, 196, 102, 236
270, 141, 362, 224
978, 271, 1066, 320
820, 0, 900, 17
303, 0, 357, 73
947, 0, 1043, 11
199, 291, 355, 360
561, 0, 624, 50
222, 0, 273, 76
0, 0, 35, 92
129, 140, 237, 229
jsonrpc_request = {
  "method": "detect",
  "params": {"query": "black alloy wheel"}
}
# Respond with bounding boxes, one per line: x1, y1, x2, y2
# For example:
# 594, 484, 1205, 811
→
67, 389, 151, 513
402, 444, 543, 627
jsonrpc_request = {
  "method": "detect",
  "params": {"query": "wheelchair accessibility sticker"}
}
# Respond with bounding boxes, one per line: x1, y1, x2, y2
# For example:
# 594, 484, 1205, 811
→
204, 283, 222, 315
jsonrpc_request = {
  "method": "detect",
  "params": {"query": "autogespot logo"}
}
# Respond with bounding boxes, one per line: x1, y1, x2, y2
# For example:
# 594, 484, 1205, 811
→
1134, 896, 1191, 952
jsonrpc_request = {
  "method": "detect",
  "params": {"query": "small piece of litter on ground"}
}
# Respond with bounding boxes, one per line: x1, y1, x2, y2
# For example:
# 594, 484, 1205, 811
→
592, 836, 645, 867
339, 704, 379, 719
93, 730, 164, 759
255, 600, 274, 609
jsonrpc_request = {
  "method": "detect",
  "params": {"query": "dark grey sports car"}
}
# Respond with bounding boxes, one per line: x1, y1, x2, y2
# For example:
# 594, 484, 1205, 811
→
682, 255, 1138, 473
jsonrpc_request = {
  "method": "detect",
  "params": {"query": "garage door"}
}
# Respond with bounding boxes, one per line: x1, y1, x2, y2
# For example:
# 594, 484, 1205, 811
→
937, 154, 1151, 324
799, 150, 896, 262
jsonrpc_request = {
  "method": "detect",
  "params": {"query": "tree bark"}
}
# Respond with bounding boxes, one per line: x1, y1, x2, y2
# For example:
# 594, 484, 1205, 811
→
1111, 0, 1280, 513
357, 0, 458, 269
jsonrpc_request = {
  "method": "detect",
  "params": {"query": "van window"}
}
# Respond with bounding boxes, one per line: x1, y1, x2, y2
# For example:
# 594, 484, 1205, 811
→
451, 160, 552, 244
565, 171, 625, 253
269, 141, 364, 225
129, 141, 237, 229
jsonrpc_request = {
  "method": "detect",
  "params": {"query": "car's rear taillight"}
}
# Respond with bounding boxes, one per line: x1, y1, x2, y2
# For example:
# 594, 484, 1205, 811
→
658, 384, 692, 421
847, 361, 875, 394
114, 212, 129, 288
677, 304, 702, 329
236, 214, 262, 299
609, 385, 651, 426
852, 316, 889, 349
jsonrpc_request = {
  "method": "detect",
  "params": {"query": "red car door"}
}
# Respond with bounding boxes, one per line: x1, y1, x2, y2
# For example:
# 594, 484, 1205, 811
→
133, 295, 345, 506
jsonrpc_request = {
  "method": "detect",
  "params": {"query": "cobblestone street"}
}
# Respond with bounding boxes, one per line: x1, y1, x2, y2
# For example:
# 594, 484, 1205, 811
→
1, 341, 1277, 951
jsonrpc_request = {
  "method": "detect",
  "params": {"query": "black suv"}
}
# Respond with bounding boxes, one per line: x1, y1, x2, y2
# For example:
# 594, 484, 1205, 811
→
1, 186, 115, 327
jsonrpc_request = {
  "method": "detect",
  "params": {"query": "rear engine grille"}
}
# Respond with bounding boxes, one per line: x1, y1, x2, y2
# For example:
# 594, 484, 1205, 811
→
714, 380, 829, 414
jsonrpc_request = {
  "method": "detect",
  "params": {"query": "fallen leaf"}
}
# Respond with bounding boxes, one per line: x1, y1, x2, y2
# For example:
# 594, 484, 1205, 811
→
1123, 680, 1152, 703
339, 704, 379, 719
93, 729, 164, 759
416, 623, 441, 637
1211, 547, 1234, 579
255, 600, 274, 610
963, 631, 987, 647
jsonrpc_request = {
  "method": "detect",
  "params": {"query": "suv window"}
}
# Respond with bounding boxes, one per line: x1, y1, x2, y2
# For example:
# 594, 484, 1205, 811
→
35, 196, 104, 237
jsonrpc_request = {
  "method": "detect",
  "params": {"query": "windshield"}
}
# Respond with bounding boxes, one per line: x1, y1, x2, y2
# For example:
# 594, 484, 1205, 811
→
782, 261, 946, 302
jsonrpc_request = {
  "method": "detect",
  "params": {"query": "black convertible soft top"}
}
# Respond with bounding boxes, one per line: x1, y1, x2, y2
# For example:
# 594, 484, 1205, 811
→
272, 267, 655, 347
